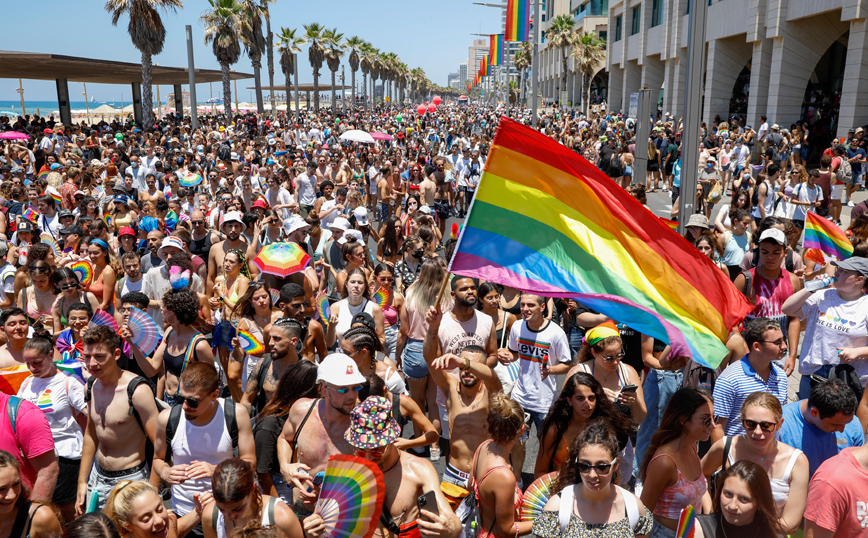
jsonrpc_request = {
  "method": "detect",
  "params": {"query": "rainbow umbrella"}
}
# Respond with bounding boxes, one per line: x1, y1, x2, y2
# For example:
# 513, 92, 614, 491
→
252, 242, 311, 278
180, 172, 203, 187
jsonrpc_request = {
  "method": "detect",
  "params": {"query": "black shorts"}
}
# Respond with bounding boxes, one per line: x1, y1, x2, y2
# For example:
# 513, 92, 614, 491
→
665, 162, 674, 175
648, 161, 660, 172
54, 457, 81, 505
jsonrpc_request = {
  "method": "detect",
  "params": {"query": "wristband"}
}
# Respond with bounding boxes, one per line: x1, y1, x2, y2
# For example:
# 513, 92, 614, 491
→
461, 357, 470, 371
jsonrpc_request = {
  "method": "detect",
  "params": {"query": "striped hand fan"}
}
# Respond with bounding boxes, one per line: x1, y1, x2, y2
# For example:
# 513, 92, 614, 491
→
520, 471, 559, 521
39, 233, 60, 256
237, 329, 265, 355
314, 455, 385, 538
127, 307, 163, 356
373, 287, 392, 308
88, 309, 119, 331
71, 260, 94, 286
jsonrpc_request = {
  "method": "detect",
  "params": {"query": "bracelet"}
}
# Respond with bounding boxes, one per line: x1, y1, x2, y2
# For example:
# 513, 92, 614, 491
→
514, 522, 519, 538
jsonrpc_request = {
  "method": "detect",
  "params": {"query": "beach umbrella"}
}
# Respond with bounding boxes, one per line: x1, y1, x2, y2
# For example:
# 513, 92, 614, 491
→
179, 172, 203, 187
370, 132, 394, 141
340, 130, 376, 144
252, 242, 311, 278
0, 131, 30, 140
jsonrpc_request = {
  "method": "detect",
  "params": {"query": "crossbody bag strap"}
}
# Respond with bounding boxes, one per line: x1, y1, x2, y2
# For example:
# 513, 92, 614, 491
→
617, 487, 640, 531
290, 399, 320, 464
558, 485, 575, 531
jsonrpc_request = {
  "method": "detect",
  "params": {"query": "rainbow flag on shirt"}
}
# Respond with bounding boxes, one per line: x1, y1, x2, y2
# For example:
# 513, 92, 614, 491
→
505, 0, 530, 42
449, 118, 752, 368
803, 212, 853, 261
490, 34, 504, 66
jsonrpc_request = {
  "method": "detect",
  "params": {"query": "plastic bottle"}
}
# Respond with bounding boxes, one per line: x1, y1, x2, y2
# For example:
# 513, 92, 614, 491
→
805, 275, 836, 291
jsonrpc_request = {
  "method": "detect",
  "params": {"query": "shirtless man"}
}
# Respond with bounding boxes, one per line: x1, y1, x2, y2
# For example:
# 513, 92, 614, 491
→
241, 318, 303, 414
279, 354, 364, 516
279, 283, 327, 362
429, 158, 452, 236
427, 347, 501, 509
305, 396, 460, 538
206, 211, 250, 294
376, 164, 395, 229
139, 173, 165, 206
314, 155, 330, 184
419, 170, 437, 211
0, 307, 30, 368
76, 326, 159, 514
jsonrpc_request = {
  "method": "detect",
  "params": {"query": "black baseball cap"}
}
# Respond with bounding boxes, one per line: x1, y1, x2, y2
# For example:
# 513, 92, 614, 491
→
60, 224, 84, 236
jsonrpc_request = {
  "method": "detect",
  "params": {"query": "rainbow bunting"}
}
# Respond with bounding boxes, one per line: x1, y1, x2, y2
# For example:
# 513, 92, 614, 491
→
450, 118, 751, 367
505, 0, 530, 42
804, 212, 853, 261
22, 207, 39, 223
676, 505, 695, 538
489, 34, 504, 66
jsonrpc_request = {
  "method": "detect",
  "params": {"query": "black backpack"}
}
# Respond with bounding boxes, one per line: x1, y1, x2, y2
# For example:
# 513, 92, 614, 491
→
751, 180, 769, 208
164, 397, 239, 463
85, 376, 162, 464
217, 142, 232, 162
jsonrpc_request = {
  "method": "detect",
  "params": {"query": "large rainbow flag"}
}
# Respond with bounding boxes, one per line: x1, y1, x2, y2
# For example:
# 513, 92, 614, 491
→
0, 365, 32, 395
450, 118, 752, 367
490, 34, 504, 66
505, 0, 530, 42
804, 212, 853, 261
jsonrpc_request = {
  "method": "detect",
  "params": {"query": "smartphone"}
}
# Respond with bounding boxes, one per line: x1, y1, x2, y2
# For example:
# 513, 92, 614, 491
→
306, 471, 325, 492
620, 385, 639, 393
417, 491, 439, 518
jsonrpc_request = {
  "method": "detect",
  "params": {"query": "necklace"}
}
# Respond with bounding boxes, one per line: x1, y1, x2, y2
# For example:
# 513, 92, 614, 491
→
34, 287, 54, 300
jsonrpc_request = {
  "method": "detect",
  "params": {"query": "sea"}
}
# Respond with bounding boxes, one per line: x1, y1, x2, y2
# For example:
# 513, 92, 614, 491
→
0, 100, 98, 116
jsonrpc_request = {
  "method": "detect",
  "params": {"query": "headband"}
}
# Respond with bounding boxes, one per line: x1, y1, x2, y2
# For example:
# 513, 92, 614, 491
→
583, 321, 620, 347
90, 238, 109, 251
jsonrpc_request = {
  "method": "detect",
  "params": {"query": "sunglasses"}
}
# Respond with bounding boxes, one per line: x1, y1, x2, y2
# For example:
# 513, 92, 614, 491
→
354, 447, 385, 458
330, 385, 363, 395
576, 457, 617, 475
742, 419, 776, 433
191, 220, 205, 225
58, 282, 79, 291
602, 351, 625, 362
173, 393, 208, 409
28, 266, 51, 275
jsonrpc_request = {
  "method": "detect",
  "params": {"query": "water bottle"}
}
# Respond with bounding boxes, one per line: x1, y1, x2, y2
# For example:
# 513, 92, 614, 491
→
805, 275, 836, 291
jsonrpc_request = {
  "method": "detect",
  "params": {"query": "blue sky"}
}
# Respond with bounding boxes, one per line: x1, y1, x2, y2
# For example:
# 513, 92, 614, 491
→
2, 0, 501, 102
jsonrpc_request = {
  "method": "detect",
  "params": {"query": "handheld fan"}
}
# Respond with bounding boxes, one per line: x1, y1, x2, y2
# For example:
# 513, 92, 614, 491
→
71, 260, 94, 286
520, 471, 559, 522
39, 233, 60, 257
237, 329, 265, 355
269, 288, 281, 305
314, 454, 385, 538
373, 287, 392, 308
127, 307, 163, 356
88, 309, 119, 331
315, 291, 331, 326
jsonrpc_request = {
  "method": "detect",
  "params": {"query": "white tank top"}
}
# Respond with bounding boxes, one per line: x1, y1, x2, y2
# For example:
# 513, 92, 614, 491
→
121, 276, 144, 296
215, 497, 283, 538
727, 441, 802, 515
335, 298, 375, 343
171, 399, 235, 516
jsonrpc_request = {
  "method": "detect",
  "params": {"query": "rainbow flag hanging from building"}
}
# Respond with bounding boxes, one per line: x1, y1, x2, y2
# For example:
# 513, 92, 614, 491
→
450, 118, 752, 367
804, 212, 853, 261
490, 34, 504, 66
505, 0, 530, 42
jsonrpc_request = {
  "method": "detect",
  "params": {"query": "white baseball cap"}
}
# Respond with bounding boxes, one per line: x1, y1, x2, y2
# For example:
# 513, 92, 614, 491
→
157, 236, 185, 260
316, 353, 366, 386
354, 207, 370, 226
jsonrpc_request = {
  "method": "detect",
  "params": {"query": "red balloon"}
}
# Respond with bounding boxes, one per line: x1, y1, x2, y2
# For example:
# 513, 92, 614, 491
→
432, 95, 442, 106
427, 103, 437, 113
416, 105, 427, 115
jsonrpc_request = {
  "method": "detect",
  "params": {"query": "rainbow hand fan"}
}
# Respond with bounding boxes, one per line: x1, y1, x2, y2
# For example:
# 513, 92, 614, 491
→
39, 233, 60, 256
88, 309, 119, 331
71, 260, 94, 286
269, 288, 281, 305
237, 329, 265, 355
315, 291, 331, 326
520, 471, 558, 521
676, 505, 695, 538
127, 307, 163, 356
314, 454, 385, 538
103, 213, 114, 228
373, 287, 392, 308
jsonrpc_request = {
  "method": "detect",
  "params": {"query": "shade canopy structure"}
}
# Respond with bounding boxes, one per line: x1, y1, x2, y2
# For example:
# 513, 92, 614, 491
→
0, 50, 252, 125
248, 84, 351, 92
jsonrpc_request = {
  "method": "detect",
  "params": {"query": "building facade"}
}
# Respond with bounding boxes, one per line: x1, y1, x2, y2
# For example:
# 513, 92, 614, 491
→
607, 0, 868, 135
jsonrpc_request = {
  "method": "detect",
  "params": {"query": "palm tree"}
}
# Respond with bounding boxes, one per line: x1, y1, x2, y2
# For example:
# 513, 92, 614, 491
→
238, 0, 266, 113
381, 52, 398, 106
547, 14, 576, 105
105, 0, 183, 128
572, 31, 607, 116
260, 0, 276, 116
396, 62, 409, 105
513, 41, 531, 106
345, 36, 364, 110
303, 22, 325, 110
202, 0, 247, 116
276, 27, 306, 120
369, 49, 381, 106
359, 42, 374, 113
322, 28, 345, 114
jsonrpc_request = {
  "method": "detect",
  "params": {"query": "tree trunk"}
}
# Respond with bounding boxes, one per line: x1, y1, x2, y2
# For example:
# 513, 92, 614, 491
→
362, 73, 368, 115
286, 71, 292, 118
222, 62, 232, 116
561, 49, 568, 104
253, 60, 265, 113
313, 69, 320, 111
351, 70, 356, 111
266, 17, 276, 118
141, 50, 154, 128
583, 72, 591, 117
331, 70, 337, 114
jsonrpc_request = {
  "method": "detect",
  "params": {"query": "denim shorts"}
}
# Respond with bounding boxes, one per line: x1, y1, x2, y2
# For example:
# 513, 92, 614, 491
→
87, 461, 149, 512
402, 338, 428, 379
519, 408, 546, 442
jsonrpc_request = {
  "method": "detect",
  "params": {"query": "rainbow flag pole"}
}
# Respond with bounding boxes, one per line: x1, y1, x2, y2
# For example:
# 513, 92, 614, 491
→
450, 118, 752, 368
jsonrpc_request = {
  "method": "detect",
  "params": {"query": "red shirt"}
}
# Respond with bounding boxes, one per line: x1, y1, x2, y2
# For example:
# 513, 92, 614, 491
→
0, 392, 55, 490
60, 181, 78, 210
805, 447, 868, 536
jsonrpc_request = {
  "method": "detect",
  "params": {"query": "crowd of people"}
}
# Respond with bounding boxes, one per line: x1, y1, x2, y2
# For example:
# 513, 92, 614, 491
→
0, 100, 867, 538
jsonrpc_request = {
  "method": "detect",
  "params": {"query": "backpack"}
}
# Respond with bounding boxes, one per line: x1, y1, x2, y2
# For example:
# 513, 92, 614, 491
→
217, 142, 232, 162
609, 153, 622, 176
5, 395, 22, 437
164, 397, 239, 462
751, 180, 769, 208
682, 359, 721, 393
0, 206, 15, 234
836, 157, 852, 184
250, 355, 274, 418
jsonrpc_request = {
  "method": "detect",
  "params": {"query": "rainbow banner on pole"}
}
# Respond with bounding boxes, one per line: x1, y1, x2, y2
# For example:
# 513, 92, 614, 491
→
450, 118, 751, 367
482, 55, 490, 76
803, 212, 853, 261
505, 0, 530, 42
490, 34, 504, 66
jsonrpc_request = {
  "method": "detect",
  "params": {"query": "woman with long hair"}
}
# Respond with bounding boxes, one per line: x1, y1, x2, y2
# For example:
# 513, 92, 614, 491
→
253, 361, 319, 503
846, 212, 868, 245
533, 422, 652, 538
201, 458, 302, 538
334, 238, 370, 299
325, 267, 385, 349
226, 282, 281, 402
210, 248, 251, 345
376, 217, 403, 269
85, 238, 118, 312
398, 260, 447, 450
14, 242, 56, 304
694, 461, 785, 538
714, 190, 751, 233
66, 513, 121, 538
77, 196, 99, 224
16, 259, 57, 331
372, 263, 404, 358
470, 393, 534, 538
304, 213, 332, 266
700, 392, 808, 533
535, 372, 635, 478
696, 235, 728, 273
0, 449, 63, 538
640, 388, 714, 538
51, 267, 100, 334
393, 234, 425, 295
105, 480, 201, 538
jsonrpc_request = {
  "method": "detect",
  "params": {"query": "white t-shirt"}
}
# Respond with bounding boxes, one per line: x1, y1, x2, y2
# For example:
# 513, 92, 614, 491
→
295, 173, 318, 206
17, 371, 86, 459
790, 182, 823, 222
39, 212, 61, 239
799, 289, 868, 381
508, 319, 572, 413
266, 187, 294, 220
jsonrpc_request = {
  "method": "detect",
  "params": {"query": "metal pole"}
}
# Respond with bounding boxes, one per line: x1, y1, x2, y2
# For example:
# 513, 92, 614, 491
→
531, 0, 541, 127
677, 0, 708, 232
186, 25, 199, 130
